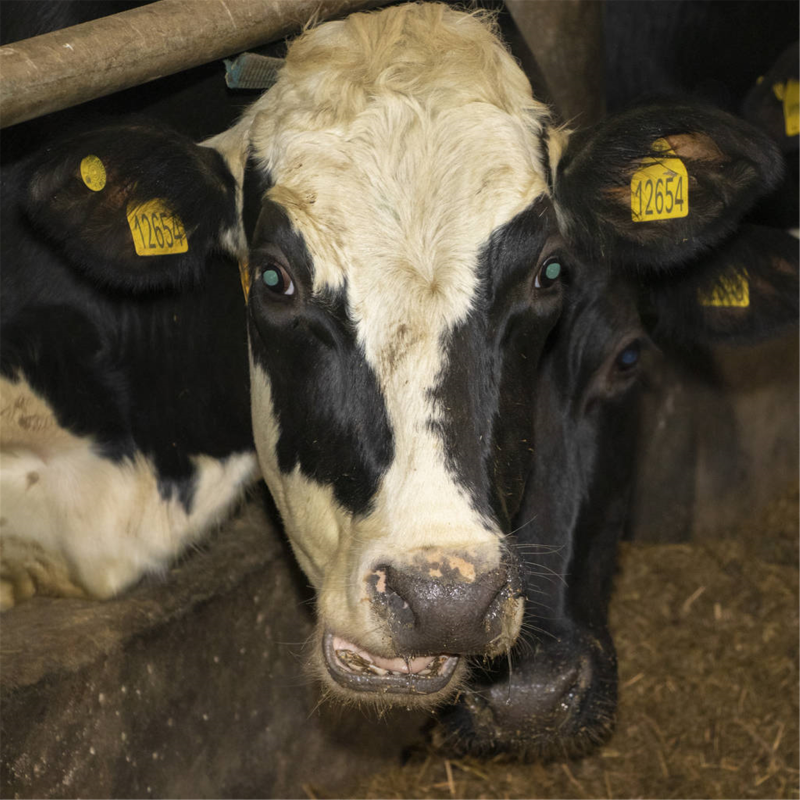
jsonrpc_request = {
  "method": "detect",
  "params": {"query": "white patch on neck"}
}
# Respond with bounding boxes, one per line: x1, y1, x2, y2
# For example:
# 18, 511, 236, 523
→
0, 376, 258, 607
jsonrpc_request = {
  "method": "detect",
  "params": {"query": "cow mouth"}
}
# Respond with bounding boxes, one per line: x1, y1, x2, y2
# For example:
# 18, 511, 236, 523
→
323, 631, 459, 694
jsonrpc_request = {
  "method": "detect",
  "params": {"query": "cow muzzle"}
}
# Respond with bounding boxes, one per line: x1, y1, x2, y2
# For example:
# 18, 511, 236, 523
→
322, 548, 523, 701
435, 627, 618, 758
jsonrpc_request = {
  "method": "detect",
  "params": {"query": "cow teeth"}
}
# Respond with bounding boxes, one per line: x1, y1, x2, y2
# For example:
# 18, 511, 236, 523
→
332, 636, 456, 679
325, 633, 460, 694
426, 655, 447, 676
336, 648, 377, 674
336, 648, 400, 677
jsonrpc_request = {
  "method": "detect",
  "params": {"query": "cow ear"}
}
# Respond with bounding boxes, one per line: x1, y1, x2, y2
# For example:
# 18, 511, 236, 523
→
553, 103, 785, 270
641, 225, 799, 346
738, 43, 799, 231
24, 123, 240, 293
740, 42, 799, 154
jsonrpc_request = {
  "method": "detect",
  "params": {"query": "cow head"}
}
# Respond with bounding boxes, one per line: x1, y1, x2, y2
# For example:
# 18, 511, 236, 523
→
434, 218, 798, 758
208, 1, 794, 726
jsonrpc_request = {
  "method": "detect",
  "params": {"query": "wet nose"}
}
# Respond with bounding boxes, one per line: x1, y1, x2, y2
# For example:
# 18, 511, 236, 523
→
370, 555, 521, 654
487, 654, 593, 730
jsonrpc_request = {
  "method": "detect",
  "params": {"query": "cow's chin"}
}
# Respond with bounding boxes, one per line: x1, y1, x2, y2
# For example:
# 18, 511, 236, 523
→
314, 629, 468, 709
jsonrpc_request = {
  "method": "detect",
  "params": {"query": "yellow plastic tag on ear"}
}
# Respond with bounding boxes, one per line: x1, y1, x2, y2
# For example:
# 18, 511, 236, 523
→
80, 155, 106, 192
126, 199, 188, 256
631, 139, 689, 222
699, 272, 750, 308
783, 79, 799, 137
239, 258, 250, 302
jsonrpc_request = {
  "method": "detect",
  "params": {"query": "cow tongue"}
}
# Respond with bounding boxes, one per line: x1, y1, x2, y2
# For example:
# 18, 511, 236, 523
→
332, 635, 443, 675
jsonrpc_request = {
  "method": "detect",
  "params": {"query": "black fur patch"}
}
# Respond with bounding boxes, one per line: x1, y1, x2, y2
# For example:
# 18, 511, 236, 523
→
247, 200, 394, 516
2, 138, 253, 515
436, 253, 645, 759
430, 201, 558, 527
555, 101, 785, 270
644, 223, 800, 346
539, 125, 554, 194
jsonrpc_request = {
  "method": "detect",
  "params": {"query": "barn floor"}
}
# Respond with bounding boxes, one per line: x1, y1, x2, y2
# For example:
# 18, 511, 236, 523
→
336, 486, 799, 800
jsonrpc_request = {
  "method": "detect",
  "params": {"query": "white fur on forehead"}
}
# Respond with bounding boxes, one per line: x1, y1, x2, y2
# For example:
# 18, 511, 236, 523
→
262, 2, 545, 129
248, 2, 556, 296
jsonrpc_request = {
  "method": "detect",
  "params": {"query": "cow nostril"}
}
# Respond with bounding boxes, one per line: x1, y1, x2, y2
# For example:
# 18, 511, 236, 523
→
369, 558, 520, 654
370, 564, 416, 627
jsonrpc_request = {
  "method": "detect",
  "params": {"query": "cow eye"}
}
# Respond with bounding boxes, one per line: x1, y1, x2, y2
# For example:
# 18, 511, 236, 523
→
615, 339, 641, 372
261, 263, 295, 296
535, 256, 563, 289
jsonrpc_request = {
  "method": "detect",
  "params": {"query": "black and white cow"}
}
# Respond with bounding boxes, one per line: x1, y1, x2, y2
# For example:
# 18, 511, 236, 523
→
2, 2, 797, 758
0, 125, 256, 603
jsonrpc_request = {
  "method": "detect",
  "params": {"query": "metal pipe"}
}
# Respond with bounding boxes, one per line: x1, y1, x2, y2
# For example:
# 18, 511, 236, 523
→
0, 0, 390, 128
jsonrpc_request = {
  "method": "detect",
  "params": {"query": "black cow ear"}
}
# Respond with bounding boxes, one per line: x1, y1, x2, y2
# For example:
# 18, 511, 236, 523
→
642, 225, 799, 346
739, 43, 799, 231
24, 123, 240, 293
740, 42, 799, 154
553, 103, 785, 271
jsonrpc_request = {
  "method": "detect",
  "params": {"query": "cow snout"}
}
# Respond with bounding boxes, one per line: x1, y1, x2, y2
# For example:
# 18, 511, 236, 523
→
486, 655, 593, 731
435, 629, 618, 758
369, 553, 522, 656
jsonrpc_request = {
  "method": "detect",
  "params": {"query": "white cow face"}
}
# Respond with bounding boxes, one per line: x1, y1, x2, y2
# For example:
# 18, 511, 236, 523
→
212, 2, 567, 707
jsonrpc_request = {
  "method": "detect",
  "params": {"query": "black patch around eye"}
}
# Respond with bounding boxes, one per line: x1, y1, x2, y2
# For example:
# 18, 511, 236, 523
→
249, 201, 314, 299
257, 261, 295, 297
249, 283, 394, 516
431, 200, 556, 524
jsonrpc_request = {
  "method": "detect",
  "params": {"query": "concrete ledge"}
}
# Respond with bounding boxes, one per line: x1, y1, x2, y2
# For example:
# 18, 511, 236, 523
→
0, 495, 425, 798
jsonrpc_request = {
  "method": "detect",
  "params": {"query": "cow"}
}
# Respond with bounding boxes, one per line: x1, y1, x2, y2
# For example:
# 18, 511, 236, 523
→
0, 124, 257, 604
1, 2, 797, 759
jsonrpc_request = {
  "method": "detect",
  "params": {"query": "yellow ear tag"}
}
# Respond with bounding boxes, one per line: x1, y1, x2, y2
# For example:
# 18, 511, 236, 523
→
126, 199, 189, 256
699, 271, 750, 308
631, 138, 689, 222
239, 258, 251, 303
80, 155, 106, 192
783, 78, 799, 137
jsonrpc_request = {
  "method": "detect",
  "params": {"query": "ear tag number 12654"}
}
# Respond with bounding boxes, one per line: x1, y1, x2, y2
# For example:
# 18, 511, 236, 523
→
126, 199, 189, 256
631, 139, 689, 222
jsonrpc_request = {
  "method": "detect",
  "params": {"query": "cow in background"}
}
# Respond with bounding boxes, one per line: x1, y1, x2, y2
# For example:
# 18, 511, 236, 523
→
0, 125, 257, 605
2, 2, 797, 758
